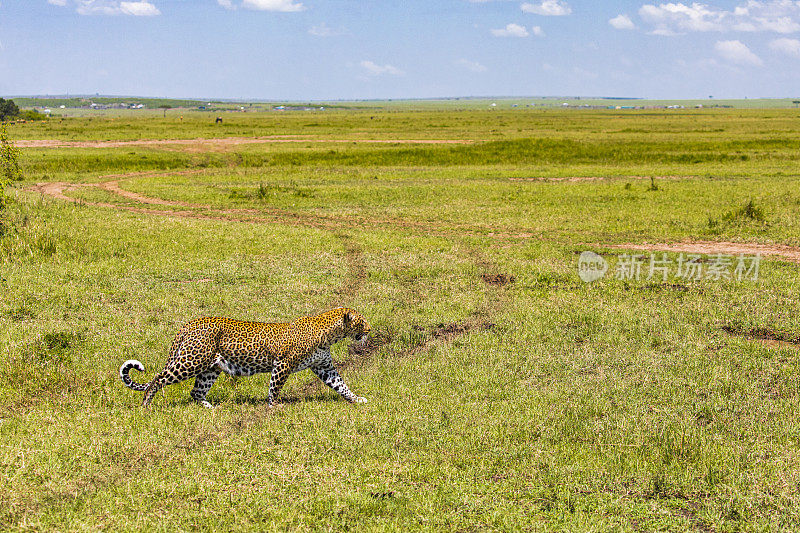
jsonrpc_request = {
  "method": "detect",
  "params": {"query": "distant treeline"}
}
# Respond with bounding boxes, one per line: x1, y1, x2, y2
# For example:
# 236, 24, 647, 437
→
0, 98, 47, 122
12, 97, 215, 109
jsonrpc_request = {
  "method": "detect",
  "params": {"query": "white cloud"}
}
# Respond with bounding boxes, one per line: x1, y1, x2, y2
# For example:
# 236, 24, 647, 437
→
770, 37, 800, 56
639, 1, 800, 35
609, 13, 636, 30
650, 27, 679, 35
67, 0, 160, 15
491, 23, 529, 37
639, 3, 724, 33
715, 39, 763, 65
531, 25, 545, 36
732, 0, 800, 32
309, 23, 347, 36
360, 60, 404, 76
521, 0, 571, 16
75, 1, 115, 15
217, 0, 234, 9
71, 0, 161, 17
242, 0, 304, 12
456, 58, 487, 72
119, 1, 159, 16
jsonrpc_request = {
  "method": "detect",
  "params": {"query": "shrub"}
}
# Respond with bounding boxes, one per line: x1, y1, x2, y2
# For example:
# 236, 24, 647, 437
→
20, 109, 48, 121
1, 125, 23, 232
707, 199, 768, 233
1, 125, 22, 184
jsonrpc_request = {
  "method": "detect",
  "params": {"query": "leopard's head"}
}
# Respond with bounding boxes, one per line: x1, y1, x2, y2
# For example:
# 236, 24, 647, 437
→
343, 309, 371, 343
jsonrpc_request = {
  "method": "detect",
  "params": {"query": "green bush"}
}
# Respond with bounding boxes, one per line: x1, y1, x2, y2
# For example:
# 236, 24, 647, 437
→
1, 124, 23, 219
20, 109, 48, 121
707, 199, 768, 233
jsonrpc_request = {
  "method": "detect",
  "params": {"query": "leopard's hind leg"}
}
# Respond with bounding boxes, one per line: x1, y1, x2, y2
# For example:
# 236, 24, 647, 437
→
142, 329, 220, 408
190, 366, 222, 408
141, 370, 183, 407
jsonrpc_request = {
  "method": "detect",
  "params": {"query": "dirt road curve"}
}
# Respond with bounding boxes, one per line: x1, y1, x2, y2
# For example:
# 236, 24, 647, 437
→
27, 176, 536, 239
17, 137, 477, 149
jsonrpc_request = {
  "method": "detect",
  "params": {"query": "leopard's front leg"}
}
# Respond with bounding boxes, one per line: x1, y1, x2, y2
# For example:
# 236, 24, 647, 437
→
267, 361, 292, 406
311, 363, 367, 403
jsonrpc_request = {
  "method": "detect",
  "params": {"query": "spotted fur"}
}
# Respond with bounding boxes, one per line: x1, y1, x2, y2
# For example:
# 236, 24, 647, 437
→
119, 307, 371, 408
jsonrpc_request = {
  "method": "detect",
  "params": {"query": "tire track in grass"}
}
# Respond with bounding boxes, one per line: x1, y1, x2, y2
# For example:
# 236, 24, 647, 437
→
29, 175, 537, 239
31, 177, 800, 263
30, 182, 270, 224
18, 137, 479, 150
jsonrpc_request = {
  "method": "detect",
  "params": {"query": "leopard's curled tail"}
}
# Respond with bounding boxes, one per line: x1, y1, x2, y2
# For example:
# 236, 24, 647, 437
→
119, 360, 149, 391
120, 329, 188, 395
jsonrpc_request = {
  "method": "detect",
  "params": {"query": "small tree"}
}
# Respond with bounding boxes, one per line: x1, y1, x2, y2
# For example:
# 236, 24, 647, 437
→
0, 98, 20, 121
159, 104, 172, 118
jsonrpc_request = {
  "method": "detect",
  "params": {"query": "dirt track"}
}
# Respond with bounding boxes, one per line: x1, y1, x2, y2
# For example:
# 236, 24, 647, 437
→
28, 174, 800, 263
27, 174, 536, 239
509, 175, 694, 182
18, 137, 478, 149
607, 241, 800, 264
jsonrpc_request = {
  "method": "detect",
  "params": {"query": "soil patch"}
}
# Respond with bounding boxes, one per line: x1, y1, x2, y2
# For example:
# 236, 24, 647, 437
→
509, 175, 693, 183
165, 278, 213, 284
721, 325, 800, 349
481, 273, 515, 286
431, 320, 496, 340
606, 241, 800, 264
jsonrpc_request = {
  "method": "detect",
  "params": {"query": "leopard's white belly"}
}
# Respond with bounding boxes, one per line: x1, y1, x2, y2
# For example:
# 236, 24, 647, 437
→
216, 347, 330, 377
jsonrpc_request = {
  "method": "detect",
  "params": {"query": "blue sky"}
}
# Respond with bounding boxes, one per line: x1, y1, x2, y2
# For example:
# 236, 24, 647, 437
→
0, 0, 799, 100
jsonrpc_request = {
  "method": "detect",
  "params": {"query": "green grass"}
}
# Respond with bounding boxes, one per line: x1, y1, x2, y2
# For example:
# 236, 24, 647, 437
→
9, 107, 800, 141
1, 108, 800, 530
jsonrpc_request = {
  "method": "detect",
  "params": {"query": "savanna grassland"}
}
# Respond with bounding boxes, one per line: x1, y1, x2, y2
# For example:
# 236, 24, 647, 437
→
2, 105, 800, 531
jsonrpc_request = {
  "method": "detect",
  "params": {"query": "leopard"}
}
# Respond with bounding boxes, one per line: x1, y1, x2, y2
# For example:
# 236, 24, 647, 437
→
119, 307, 371, 408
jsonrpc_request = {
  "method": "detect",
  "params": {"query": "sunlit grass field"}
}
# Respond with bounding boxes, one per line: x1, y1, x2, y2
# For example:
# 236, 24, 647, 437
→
2, 108, 800, 531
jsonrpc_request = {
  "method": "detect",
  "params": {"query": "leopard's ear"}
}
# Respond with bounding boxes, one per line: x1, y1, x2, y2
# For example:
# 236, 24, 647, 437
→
343, 310, 352, 326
